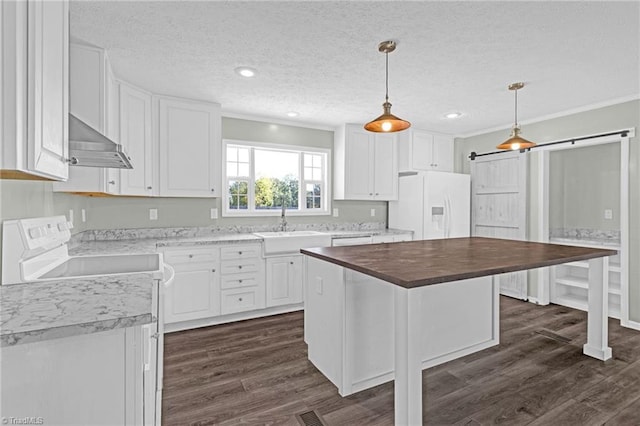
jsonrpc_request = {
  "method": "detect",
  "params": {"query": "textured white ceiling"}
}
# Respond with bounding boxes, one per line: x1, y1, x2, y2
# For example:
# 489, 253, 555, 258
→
70, 1, 640, 135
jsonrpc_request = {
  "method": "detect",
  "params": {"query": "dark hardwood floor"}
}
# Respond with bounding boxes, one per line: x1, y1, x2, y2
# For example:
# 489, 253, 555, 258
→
162, 297, 640, 425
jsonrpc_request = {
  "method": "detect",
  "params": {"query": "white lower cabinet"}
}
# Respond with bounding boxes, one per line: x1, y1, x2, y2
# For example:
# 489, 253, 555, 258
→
162, 248, 219, 324
220, 244, 265, 315
1, 326, 155, 425
266, 255, 303, 307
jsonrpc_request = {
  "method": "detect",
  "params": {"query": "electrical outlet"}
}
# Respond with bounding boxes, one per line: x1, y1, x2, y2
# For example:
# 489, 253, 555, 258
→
210, 208, 218, 219
604, 209, 613, 220
333, 208, 339, 217
149, 208, 158, 220
69, 209, 74, 224
370, 208, 376, 217
81, 209, 86, 223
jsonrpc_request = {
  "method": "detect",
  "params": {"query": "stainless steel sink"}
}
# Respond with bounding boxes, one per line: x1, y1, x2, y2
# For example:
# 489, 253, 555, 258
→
37, 253, 162, 280
253, 231, 332, 255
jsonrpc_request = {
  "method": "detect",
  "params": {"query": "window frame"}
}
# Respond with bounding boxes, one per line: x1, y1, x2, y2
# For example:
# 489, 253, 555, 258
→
222, 139, 332, 217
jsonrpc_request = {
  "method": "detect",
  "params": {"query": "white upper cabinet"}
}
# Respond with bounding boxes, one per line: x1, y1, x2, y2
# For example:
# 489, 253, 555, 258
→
53, 42, 222, 198
397, 129, 454, 173
334, 124, 398, 200
157, 97, 221, 197
1, 0, 69, 181
52, 42, 120, 194
119, 82, 154, 196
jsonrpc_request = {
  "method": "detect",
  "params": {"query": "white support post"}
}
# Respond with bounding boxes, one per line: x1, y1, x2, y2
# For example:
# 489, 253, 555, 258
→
583, 257, 612, 361
394, 287, 423, 426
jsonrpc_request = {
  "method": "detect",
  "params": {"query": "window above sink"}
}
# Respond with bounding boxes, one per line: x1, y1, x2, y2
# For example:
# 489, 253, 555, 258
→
223, 140, 331, 217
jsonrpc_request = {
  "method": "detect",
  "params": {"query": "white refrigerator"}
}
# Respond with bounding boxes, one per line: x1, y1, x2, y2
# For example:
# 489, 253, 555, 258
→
389, 171, 470, 240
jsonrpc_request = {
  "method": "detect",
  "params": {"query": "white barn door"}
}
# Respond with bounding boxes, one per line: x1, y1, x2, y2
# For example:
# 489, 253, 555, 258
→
471, 151, 528, 300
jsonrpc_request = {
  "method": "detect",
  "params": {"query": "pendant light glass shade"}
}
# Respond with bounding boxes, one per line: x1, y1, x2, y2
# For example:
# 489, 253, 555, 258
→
497, 82, 536, 150
364, 41, 410, 133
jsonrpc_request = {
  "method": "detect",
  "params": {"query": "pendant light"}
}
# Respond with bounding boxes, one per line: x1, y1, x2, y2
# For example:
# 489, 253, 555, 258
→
496, 82, 536, 150
364, 41, 411, 133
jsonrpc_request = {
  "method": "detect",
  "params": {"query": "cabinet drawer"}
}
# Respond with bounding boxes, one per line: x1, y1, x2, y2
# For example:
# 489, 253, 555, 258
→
221, 288, 265, 315
220, 245, 261, 260
221, 274, 259, 290
220, 259, 261, 275
163, 249, 218, 265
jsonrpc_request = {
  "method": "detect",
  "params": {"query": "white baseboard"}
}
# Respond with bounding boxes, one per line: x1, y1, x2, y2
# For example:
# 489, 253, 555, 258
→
621, 319, 640, 331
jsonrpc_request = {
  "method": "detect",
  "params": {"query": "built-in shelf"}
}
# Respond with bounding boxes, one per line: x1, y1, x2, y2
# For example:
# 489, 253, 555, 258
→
550, 238, 622, 321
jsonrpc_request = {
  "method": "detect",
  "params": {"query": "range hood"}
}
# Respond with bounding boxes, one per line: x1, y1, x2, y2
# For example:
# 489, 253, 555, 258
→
68, 114, 133, 169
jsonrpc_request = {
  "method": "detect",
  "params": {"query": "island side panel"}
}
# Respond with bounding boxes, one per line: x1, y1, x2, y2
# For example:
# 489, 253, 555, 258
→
304, 256, 346, 391
343, 272, 499, 395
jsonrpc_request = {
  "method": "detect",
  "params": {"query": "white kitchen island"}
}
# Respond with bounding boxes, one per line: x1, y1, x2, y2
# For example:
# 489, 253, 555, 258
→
302, 237, 617, 425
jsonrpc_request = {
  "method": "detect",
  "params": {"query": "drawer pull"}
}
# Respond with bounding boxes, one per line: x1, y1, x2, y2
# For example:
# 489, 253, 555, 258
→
238, 297, 243, 302
238, 265, 243, 269
189, 254, 193, 258
212, 269, 216, 273
239, 279, 243, 283
238, 251, 243, 255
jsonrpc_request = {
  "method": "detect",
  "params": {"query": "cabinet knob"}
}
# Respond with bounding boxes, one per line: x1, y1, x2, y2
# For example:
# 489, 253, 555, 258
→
211, 188, 215, 192
239, 279, 243, 283
147, 186, 152, 190
369, 193, 373, 196
108, 180, 115, 185
375, 193, 379, 196
189, 254, 194, 258
238, 265, 243, 269
290, 261, 294, 265
211, 269, 216, 273
239, 251, 243, 255
238, 297, 243, 302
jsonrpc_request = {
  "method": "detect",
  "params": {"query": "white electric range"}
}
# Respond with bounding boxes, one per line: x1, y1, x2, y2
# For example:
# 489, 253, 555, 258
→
2, 215, 163, 284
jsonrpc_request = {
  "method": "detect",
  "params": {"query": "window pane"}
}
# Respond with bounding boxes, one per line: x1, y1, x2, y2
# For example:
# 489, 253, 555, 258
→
238, 163, 250, 177
238, 147, 249, 162
312, 155, 321, 167
227, 146, 238, 161
227, 162, 237, 177
304, 167, 312, 180
312, 168, 322, 181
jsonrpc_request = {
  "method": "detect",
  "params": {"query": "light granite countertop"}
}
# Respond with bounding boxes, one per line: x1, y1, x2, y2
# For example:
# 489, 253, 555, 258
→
1, 273, 157, 347
3, 227, 412, 347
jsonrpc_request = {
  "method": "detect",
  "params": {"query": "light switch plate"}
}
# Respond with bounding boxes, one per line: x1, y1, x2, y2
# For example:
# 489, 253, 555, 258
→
604, 209, 613, 220
81, 209, 86, 223
69, 209, 74, 224
333, 208, 339, 217
149, 208, 158, 220
210, 208, 218, 219
370, 208, 376, 217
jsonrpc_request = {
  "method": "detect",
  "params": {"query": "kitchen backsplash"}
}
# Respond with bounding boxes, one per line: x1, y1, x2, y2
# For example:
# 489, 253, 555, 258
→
549, 228, 621, 244
72, 221, 387, 243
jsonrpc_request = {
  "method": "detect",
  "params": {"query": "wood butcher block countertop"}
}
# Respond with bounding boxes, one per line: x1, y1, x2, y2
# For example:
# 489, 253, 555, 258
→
300, 237, 618, 289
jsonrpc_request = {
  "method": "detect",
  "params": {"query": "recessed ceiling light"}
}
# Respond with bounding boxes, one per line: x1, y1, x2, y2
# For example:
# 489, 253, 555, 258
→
444, 112, 462, 119
286, 111, 299, 118
235, 67, 256, 78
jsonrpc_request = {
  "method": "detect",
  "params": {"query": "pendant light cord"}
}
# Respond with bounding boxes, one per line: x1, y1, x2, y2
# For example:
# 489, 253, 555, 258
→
514, 88, 518, 127
385, 51, 389, 103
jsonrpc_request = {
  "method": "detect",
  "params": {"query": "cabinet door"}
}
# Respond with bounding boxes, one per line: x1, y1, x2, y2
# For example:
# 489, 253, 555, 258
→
372, 133, 398, 200
266, 256, 303, 307
158, 97, 221, 197
54, 43, 111, 193
432, 134, 454, 172
344, 127, 373, 199
27, 0, 69, 180
410, 130, 434, 171
164, 264, 218, 323
119, 83, 153, 196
